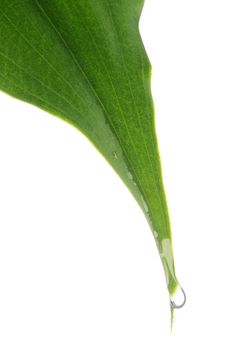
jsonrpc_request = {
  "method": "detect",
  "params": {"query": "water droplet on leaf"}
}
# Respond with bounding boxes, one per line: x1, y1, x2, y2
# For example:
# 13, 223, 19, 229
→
127, 172, 133, 180
170, 286, 186, 309
141, 196, 149, 213
112, 151, 118, 159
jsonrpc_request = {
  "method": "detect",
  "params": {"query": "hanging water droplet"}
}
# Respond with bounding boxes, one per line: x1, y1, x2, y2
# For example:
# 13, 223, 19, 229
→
170, 286, 186, 309
112, 151, 118, 160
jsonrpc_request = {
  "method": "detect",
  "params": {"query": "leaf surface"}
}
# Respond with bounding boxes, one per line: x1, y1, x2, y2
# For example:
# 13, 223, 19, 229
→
0, 0, 182, 303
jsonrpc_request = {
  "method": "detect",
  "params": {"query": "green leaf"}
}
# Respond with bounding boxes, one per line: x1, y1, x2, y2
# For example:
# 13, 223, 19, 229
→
0, 0, 184, 307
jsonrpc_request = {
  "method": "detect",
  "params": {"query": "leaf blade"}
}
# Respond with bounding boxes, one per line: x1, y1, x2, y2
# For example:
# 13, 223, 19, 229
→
0, 0, 182, 300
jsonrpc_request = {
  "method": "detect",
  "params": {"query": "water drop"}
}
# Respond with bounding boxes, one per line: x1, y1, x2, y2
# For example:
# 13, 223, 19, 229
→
141, 196, 149, 213
113, 151, 118, 160
170, 286, 186, 309
127, 172, 133, 180
153, 230, 158, 238
160, 239, 176, 282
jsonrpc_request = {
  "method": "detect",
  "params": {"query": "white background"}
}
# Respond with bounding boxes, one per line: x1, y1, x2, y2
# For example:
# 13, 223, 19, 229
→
0, 0, 228, 348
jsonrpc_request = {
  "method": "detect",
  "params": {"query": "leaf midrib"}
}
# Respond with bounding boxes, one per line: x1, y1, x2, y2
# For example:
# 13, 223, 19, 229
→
35, 0, 154, 217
